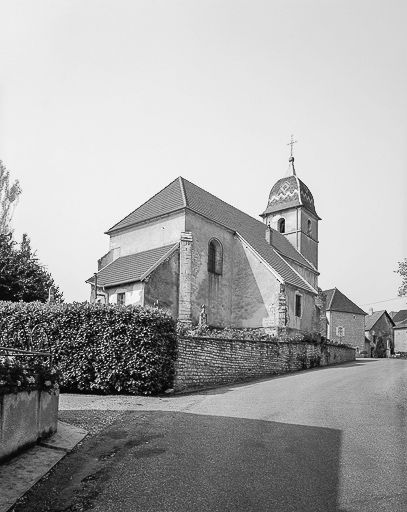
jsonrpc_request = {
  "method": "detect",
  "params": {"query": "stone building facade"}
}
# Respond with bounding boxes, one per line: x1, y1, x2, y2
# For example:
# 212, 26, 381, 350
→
324, 288, 367, 352
88, 160, 325, 335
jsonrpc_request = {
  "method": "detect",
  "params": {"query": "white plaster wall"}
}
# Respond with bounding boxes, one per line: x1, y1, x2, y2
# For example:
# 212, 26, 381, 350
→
109, 212, 185, 257
267, 209, 298, 234
107, 282, 144, 305
395, 328, 407, 352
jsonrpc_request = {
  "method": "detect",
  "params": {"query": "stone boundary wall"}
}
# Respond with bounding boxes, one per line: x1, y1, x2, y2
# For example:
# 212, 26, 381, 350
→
0, 390, 59, 462
174, 336, 355, 392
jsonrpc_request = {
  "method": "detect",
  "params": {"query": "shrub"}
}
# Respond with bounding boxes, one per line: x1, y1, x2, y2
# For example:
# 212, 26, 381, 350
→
0, 355, 59, 395
0, 302, 177, 395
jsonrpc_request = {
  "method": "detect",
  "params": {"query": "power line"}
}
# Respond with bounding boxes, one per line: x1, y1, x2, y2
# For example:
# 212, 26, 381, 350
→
359, 296, 406, 307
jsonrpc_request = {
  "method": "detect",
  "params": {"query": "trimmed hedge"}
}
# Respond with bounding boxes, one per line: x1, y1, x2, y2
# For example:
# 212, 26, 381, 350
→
0, 301, 177, 395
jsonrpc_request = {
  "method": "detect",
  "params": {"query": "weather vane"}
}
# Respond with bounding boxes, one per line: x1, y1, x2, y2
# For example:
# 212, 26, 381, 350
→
287, 134, 298, 159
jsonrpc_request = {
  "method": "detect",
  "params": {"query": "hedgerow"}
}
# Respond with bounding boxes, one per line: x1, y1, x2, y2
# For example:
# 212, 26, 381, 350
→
0, 302, 177, 395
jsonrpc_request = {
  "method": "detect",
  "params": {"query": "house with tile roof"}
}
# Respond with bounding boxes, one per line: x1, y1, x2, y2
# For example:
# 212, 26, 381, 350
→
87, 156, 325, 334
365, 310, 395, 357
323, 288, 367, 353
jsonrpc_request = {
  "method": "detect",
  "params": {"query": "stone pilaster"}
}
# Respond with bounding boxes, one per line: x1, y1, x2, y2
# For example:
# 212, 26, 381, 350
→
278, 284, 287, 334
178, 232, 193, 325
315, 288, 327, 339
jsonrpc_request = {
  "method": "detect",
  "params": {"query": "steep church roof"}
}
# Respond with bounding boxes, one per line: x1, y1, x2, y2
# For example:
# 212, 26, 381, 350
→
324, 288, 367, 316
261, 174, 320, 218
106, 177, 318, 294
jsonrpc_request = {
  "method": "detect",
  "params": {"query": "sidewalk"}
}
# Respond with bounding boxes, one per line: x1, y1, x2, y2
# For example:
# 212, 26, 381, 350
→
0, 421, 87, 512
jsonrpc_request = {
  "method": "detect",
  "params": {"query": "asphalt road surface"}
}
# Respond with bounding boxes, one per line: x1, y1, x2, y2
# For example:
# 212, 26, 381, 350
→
14, 359, 407, 512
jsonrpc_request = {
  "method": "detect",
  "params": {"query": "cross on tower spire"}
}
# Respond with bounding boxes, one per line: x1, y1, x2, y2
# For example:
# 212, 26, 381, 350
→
287, 134, 298, 159
286, 134, 298, 175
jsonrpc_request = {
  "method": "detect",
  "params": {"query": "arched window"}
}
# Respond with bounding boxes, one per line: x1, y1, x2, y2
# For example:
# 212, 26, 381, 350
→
307, 219, 312, 235
278, 218, 286, 234
208, 239, 223, 275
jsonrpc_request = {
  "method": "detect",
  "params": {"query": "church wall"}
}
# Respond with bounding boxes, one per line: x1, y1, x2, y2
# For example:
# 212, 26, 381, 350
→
106, 282, 144, 305
231, 241, 281, 328
326, 311, 366, 352
285, 284, 315, 332
185, 211, 234, 327
109, 212, 185, 257
144, 249, 180, 318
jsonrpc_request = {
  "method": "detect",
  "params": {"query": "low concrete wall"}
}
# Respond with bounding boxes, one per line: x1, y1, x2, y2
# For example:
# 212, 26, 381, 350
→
174, 337, 355, 392
0, 390, 59, 462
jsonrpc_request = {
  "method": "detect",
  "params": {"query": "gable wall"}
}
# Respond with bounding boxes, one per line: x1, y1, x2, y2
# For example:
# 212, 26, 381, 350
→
109, 212, 185, 257
106, 282, 144, 305
185, 211, 235, 327
327, 311, 366, 351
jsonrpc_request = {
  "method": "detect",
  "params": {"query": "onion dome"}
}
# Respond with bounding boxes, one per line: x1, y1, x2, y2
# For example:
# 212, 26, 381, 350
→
261, 157, 320, 219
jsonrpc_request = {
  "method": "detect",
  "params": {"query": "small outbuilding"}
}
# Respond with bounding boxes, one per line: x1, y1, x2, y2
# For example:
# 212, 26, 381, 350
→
394, 318, 407, 355
365, 310, 395, 357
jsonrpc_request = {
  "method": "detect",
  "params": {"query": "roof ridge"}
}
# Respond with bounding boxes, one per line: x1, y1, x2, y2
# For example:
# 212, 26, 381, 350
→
178, 176, 188, 207
106, 177, 182, 233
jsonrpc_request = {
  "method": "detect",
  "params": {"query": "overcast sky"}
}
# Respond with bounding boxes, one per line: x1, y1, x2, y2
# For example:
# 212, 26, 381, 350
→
1, 0, 406, 312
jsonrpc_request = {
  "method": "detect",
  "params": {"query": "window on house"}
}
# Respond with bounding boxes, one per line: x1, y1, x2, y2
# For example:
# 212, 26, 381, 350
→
208, 239, 223, 275
278, 218, 286, 234
336, 326, 345, 337
117, 292, 125, 305
295, 294, 302, 317
307, 219, 312, 235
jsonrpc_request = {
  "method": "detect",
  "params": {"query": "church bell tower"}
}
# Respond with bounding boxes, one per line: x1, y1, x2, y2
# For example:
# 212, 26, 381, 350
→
260, 137, 321, 269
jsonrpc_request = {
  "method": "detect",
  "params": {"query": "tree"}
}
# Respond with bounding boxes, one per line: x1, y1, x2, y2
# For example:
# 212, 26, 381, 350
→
0, 233, 63, 302
395, 259, 407, 297
0, 160, 22, 234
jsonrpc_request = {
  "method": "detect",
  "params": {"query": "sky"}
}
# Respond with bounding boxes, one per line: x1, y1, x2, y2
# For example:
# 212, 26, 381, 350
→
0, 0, 406, 312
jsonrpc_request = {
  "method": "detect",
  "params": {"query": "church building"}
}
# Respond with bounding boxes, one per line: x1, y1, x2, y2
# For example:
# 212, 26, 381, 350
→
87, 154, 323, 336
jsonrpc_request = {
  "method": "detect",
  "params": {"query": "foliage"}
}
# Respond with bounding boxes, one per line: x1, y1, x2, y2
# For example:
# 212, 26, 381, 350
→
0, 160, 21, 235
0, 302, 177, 395
395, 258, 407, 297
374, 337, 388, 358
177, 322, 324, 344
0, 233, 63, 302
0, 355, 59, 395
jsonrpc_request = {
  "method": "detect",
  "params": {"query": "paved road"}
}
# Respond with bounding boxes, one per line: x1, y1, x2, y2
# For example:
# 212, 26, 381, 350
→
15, 359, 407, 511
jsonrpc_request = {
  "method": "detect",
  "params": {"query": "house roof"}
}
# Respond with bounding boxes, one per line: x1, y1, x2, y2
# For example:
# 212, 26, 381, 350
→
324, 288, 367, 316
86, 244, 178, 288
261, 174, 321, 219
364, 310, 395, 332
394, 318, 407, 329
392, 309, 407, 323
105, 177, 318, 294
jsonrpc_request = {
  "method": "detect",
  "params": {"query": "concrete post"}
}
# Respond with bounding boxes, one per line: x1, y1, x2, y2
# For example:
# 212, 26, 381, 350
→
178, 232, 193, 325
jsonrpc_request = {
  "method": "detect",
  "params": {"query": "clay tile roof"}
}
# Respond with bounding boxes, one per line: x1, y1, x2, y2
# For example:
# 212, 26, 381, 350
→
106, 177, 319, 294
365, 311, 385, 331
86, 244, 178, 287
395, 318, 407, 329
261, 175, 321, 219
392, 310, 407, 323
323, 288, 367, 316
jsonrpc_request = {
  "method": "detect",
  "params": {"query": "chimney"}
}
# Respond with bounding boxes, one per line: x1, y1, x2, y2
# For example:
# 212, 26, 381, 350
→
369, 307, 373, 315
265, 225, 273, 245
